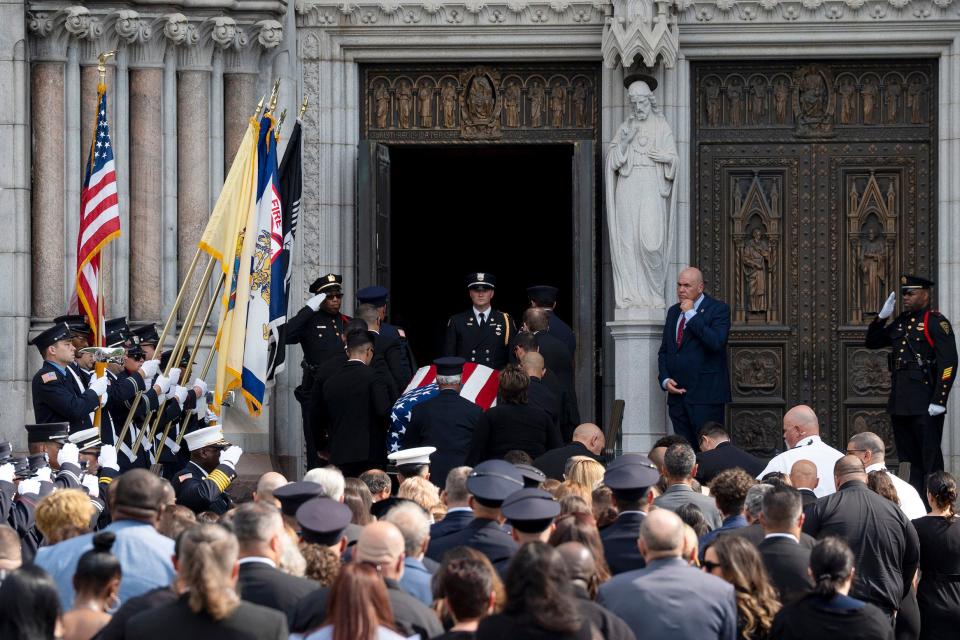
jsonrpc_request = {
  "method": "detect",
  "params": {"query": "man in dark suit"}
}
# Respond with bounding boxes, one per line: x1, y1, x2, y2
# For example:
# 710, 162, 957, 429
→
803, 455, 920, 619
521, 352, 562, 429
695, 422, 764, 484
425, 459, 523, 565
658, 267, 731, 449
322, 330, 393, 477
757, 486, 813, 604
789, 459, 820, 507
533, 423, 605, 481
523, 307, 575, 410
513, 332, 580, 435
527, 285, 576, 356
403, 357, 483, 487
356, 302, 407, 401
288, 521, 444, 638
234, 502, 319, 613
357, 285, 416, 388
726, 483, 816, 549
430, 466, 474, 539
600, 454, 660, 575
445, 272, 515, 369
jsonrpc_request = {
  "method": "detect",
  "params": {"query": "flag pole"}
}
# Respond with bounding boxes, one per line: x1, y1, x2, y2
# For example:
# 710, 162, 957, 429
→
175, 325, 222, 447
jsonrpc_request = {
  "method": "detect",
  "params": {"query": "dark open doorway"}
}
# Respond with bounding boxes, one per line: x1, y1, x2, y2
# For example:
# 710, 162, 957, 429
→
388, 145, 575, 367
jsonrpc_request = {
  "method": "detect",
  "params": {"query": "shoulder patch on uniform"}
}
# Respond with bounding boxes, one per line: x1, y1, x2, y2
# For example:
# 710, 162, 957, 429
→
41, 372, 57, 384
943, 367, 953, 381
397, 328, 406, 338
941, 320, 951, 335
178, 473, 192, 483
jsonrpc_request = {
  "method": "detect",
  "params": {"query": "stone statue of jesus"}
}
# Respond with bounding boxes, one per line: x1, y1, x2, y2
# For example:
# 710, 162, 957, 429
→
605, 76, 678, 309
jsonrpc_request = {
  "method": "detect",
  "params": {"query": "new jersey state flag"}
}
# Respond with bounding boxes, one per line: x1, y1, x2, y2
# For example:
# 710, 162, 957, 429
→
240, 114, 282, 415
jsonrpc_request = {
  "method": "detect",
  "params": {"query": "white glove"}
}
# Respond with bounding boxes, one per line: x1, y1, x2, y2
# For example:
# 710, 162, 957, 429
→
17, 478, 41, 496
140, 359, 160, 378
140, 436, 152, 452
167, 367, 182, 387
154, 373, 171, 395
172, 385, 189, 407
929, 403, 946, 416
169, 440, 181, 455
99, 390, 109, 407
34, 466, 52, 482
219, 445, 243, 469
306, 292, 326, 312
57, 442, 79, 467
165, 383, 179, 400
0, 463, 14, 483
98, 445, 119, 472
88, 375, 109, 396
192, 378, 208, 397
195, 401, 209, 421
81, 474, 100, 496
878, 291, 897, 320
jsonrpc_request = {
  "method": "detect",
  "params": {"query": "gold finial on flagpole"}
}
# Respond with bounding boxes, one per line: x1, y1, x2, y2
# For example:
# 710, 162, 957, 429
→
298, 97, 308, 120
268, 78, 281, 113
252, 95, 265, 120
275, 109, 287, 140
97, 50, 116, 89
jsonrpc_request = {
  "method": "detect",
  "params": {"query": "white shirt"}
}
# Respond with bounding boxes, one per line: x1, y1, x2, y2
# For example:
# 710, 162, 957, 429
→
763, 533, 799, 543
237, 556, 276, 568
758, 435, 844, 497
865, 462, 927, 520
473, 306, 490, 325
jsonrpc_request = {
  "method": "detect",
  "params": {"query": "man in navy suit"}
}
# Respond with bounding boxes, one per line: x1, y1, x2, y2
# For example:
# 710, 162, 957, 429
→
658, 267, 731, 450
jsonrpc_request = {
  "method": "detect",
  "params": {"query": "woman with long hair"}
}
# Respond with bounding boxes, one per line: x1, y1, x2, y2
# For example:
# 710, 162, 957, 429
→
296, 562, 405, 640
770, 536, 893, 640
703, 535, 779, 639
344, 477, 374, 525
867, 470, 901, 507
477, 542, 593, 640
913, 471, 960, 639
60, 532, 122, 640
548, 512, 612, 590
123, 524, 288, 639
466, 365, 562, 464
0, 564, 61, 640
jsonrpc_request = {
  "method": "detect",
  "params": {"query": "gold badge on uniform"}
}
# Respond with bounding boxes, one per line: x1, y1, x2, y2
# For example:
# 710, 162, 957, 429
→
941, 320, 951, 335
943, 367, 953, 381
901, 276, 908, 285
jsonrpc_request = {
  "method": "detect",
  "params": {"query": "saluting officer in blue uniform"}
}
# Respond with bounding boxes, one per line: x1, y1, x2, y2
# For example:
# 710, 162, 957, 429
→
444, 272, 515, 370
865, 274, 959, 498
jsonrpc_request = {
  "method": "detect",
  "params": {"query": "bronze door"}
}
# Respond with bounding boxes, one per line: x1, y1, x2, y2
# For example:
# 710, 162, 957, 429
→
693, 61, 937, 456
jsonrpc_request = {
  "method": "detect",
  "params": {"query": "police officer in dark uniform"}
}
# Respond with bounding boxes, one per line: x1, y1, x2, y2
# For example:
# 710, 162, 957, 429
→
173, 424, 242, 515
54, 314, 95, 389
444, 272, 516, 369
357, 286, 416, 387
287, 273, 352, 468
425, 459, 523, 565
132, 323, 160, 361
402, 357, 483, 488
29, 323, 106, 433
600, 454, 659, 575
527, 285, 576, 356
865, 274, 958, 497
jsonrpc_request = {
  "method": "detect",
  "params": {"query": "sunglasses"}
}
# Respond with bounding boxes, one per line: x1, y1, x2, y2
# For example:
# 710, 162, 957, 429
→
325, 293, 343, 299
702, 560, 721, 572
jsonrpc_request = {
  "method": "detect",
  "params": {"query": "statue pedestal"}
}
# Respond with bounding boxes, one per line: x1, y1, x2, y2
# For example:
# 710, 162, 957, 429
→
608, 307, 668, 455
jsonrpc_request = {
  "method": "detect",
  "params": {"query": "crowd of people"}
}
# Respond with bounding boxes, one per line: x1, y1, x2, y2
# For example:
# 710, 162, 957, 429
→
2, 408, 959, 640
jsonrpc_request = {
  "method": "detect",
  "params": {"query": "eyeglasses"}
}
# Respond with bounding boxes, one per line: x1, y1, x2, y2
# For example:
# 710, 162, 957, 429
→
702, 560, 721, 572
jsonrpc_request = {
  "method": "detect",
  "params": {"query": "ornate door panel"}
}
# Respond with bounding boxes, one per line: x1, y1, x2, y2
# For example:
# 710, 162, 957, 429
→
693, 61, 937, 456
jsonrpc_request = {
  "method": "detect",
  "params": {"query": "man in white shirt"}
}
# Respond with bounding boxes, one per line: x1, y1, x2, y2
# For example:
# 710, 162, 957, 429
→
757, 405, 844, 497
847, 431, 927, 519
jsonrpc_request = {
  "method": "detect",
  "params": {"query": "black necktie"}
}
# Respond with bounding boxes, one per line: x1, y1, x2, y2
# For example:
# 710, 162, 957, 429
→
478, 312, 486, 328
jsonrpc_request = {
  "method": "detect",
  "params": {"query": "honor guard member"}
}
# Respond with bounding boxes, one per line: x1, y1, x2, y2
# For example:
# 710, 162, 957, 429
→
357, 286, 417, 387
527, 285, 576, 356
425, 459, 523, 565
388, 446, 436, 484
444, 273, 516, 369
173, 424, 243, 515
600, 454, 660, 575
515, 463, 547, 489
501, 487, 561, 547
151, 349, 207, 481
274, 481, 326, 534
402, 357, 484, 488
287, 273, 352, 466
25, 423, 84, 491
865, 274, 959, 498
132, 323, 160, 361
54, 314, 96, 389
296, 496, 353, 554
67, 427, 117, 529
29, 323, 107, 433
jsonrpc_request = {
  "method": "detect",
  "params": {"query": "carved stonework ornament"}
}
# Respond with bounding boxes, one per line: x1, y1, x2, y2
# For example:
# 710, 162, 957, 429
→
601, 0, 680, 69
792, 64, 835, 137
460, 66, 502, 139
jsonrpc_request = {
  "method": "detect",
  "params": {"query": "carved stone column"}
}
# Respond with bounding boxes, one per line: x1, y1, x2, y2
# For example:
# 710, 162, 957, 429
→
117, 10, 165, 321
27, 12, 72, 320
217, 18, 257, 173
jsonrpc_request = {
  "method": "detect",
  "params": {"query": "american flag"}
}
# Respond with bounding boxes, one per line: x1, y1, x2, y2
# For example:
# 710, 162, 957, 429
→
387, 363, 499, 453
73, 89, 121, 345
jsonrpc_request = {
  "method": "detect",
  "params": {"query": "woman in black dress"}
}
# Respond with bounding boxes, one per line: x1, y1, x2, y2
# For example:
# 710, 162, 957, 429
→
466, 365, 562, 464
770, 536, 893, 640
913, 471, 960, 640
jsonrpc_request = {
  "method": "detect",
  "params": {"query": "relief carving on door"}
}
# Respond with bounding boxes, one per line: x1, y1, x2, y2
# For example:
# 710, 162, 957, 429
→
694, 60, 936, 455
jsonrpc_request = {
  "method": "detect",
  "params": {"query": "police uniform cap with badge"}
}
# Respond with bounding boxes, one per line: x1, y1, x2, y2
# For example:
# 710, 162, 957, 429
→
25, 422, 70, 466
388, 446, 435, 482
132, 324, 160, 360
296, 496, 352, 548
274, 481, 326, 518
68, 426, 102, 474
604, 454, 660, 494
358, 285, 416, 379
514, 463, 547, 489
444, 272, 515, 369
466, 459, 525, 507
501, 487, 561, 535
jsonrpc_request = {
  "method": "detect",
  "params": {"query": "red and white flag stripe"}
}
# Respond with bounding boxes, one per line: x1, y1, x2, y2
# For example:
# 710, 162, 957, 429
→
404, 363, 500, 409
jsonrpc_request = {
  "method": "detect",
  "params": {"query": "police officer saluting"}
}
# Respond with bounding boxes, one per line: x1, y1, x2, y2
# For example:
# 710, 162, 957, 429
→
29, 323, 107, 434
865, 274, 959, 498
445, 272, 515, 369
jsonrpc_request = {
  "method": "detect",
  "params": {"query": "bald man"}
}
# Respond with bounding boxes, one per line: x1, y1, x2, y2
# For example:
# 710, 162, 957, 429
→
657, 267, 731, 450
522, 352, 562, 429
803, 455, 920, 621
533, 422, 605, 480
557, 542, 637, 640
757, 405, 844, 497
598, 509, 737, 640
788, 459, 819, 507
288, 521, 443, 637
